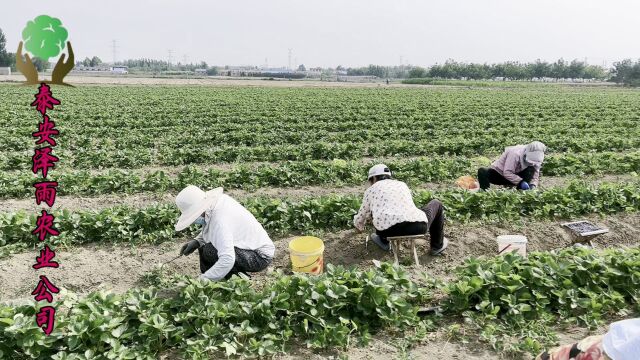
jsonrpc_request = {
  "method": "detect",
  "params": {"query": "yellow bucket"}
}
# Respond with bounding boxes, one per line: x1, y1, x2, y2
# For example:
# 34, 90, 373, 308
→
288, 236, 325, 275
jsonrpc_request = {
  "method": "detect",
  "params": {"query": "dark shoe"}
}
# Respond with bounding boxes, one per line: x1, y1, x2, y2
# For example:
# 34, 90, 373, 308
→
370, 233, 390, 251
430, 237, 449, 256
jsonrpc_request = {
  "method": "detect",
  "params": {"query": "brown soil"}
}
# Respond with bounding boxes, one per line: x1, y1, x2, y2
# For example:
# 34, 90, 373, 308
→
274, 321, 611, 360
2, 212, 638, 304
0, 185, 365, 213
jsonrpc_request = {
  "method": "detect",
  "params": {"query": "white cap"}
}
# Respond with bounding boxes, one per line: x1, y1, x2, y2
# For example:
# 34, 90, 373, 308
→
603, 318, 640, 360
524, 141, 546, 166
368, 164, 391, 180
525, 151, 545, 165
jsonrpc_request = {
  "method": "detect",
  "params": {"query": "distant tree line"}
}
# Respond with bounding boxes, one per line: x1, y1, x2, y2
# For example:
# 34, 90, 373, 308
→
0, 29, 13, 68
609, 59, 640, 87
407, 59, 607, 81
112, 58, 217, 74
346, 65, 389, 78
76, 56, 103, 67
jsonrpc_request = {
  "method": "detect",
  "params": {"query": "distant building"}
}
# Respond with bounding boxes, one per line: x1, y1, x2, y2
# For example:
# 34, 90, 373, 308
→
337, 75, 378, 82
111, 66, 129, 74
259, 67, 293, 75
222, 66, 258, 76
305, 67, 322, 78
194, 68, 207, 75
71, 65, 110, 74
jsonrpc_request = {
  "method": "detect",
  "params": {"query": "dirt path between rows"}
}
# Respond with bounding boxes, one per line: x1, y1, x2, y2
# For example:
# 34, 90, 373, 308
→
1, 174, 635, 213
0, 185, 366, 212
2, 212, 639, 304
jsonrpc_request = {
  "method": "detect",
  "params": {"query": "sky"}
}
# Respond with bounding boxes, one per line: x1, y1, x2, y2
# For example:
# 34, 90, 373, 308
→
1, 0, 638, 68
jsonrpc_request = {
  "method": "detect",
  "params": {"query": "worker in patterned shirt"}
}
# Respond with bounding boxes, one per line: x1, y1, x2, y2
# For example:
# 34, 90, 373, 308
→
353, 164, 449, 255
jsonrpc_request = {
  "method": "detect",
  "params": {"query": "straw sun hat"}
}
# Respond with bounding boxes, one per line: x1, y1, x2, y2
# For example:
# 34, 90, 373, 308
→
174, 185, 223, 231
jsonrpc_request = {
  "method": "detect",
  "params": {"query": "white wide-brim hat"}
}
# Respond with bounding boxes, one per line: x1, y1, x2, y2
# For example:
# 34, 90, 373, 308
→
174, 185, 223, 231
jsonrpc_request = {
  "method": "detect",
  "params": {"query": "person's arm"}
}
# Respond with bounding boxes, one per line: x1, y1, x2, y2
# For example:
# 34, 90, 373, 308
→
502, 151, 524, 186
194, 230, 205, 247
353, 191, 372, 232
200, 224, 235, 281
530, 165, 541, 187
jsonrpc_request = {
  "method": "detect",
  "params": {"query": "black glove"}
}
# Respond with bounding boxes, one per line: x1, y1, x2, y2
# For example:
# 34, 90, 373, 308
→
180, 239, 200, 256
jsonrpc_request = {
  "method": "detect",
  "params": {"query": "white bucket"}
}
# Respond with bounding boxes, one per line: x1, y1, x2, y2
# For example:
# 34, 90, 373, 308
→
496, 235, 528, 256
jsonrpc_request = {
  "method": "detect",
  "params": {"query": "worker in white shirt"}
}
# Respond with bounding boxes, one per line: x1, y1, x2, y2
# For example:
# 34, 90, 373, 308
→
353, 164, 449, 255
174, 185, 275, 281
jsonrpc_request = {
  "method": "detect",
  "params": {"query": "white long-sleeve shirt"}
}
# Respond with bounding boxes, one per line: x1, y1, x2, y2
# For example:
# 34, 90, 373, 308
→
353, 179, 427, 232
195, 194, 275, 281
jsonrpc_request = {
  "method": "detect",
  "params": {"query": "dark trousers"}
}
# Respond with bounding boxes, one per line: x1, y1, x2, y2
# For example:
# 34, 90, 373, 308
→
477, 166, 535, 190
376, 199, 445, 251
198, 243, 272, 279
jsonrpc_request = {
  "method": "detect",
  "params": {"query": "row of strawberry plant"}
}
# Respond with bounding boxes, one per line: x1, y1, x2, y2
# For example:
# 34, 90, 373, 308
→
444, 247, 640, 354
1, 181, 639, 248
3, 132, 640, 171
1, 247, 637, 358
2, 151, 639, 199
4, 121, 637, 152
0, 262, 430, 359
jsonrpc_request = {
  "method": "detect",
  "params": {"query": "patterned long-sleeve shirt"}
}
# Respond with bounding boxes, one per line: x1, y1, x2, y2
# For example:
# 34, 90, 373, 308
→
353, 179, 427, 231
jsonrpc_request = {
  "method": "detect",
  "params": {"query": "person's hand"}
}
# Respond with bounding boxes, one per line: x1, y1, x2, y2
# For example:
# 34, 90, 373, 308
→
518, 181, 530, 190
180, 239, 200, 256
530, 184, 537, 190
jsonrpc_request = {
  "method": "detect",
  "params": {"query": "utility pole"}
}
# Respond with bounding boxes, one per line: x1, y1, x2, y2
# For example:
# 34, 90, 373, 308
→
183, 54, 188, 65
110, 40, 119, 65
288, 48, 292, 70
167, 49, 173, 69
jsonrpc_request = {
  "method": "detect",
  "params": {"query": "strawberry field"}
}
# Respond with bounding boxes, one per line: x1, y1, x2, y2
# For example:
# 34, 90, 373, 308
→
1, 82, 639, 359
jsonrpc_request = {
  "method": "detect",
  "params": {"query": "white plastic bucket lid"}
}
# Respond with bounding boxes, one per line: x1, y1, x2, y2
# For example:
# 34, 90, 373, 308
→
496, 235, 528, 244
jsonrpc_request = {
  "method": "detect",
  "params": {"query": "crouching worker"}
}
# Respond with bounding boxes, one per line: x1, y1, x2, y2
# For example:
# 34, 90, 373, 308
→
478, 141, 546, 191
174, 185, 275, 281
353, 164, 448, 255
536, 318, 640, 360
